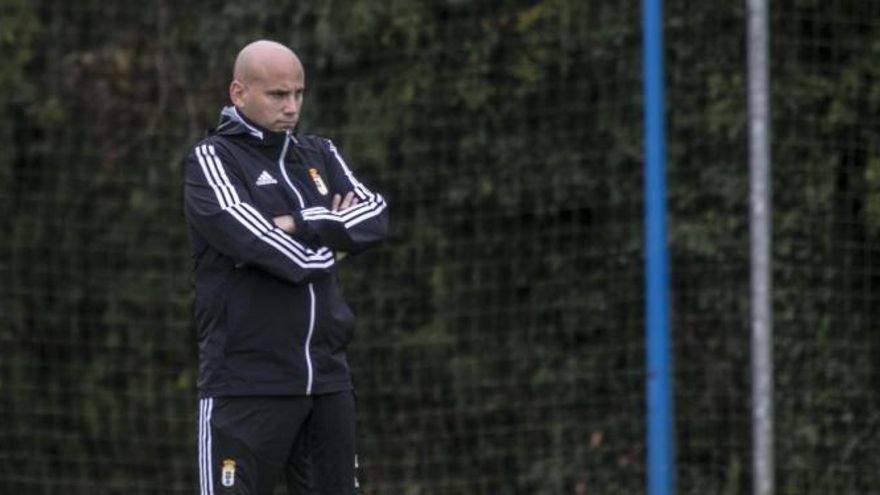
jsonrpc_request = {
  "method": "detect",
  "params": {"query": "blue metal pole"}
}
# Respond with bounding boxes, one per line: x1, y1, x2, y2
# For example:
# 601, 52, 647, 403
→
642, 0, 675, 494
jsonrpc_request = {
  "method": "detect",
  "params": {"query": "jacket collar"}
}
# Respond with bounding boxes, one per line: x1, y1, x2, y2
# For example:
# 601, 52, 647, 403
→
213, 106, 299, 146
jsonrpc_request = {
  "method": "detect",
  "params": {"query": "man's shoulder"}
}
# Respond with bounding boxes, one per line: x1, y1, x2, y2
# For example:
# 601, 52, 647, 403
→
185, 135, 249, 173
188, 133, 219, 150
296, 133, 331, 151
190, 133, 243, 155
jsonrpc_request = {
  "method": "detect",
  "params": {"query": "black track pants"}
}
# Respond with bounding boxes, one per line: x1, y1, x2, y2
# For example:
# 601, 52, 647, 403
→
197, 391, 357, 495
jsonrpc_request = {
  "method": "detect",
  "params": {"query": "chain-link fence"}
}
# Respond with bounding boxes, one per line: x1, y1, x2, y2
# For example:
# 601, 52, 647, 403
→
2, 1, 879, 493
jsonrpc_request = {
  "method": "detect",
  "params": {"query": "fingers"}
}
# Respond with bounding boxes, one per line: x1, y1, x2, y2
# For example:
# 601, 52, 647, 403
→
341, 191, 356, 210
332, 192, 358, 211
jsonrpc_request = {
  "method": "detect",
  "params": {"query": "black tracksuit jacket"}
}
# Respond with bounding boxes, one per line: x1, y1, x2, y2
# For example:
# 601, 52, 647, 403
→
184, 106, 388, 398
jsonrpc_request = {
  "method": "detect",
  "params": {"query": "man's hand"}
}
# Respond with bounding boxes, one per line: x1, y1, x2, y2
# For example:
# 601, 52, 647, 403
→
332, 191, 359, 212
273, 192, 356, 237
273, 215, 296, 234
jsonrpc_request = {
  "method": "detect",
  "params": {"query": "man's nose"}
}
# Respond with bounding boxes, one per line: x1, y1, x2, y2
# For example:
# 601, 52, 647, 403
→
282, 96, 299, 114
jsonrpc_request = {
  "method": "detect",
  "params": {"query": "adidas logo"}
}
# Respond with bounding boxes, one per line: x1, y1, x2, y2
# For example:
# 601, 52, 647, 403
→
255, 171, 278, 186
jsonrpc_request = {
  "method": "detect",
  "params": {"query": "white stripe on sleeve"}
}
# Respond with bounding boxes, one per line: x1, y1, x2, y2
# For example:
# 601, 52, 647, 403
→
194, 144, 334, 269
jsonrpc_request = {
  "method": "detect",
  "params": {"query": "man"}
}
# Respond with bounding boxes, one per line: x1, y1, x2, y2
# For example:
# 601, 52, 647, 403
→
183, 40, 388, 494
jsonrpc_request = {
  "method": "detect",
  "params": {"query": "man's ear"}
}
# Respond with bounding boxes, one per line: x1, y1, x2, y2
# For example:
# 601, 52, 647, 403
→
229, 80, 246, 107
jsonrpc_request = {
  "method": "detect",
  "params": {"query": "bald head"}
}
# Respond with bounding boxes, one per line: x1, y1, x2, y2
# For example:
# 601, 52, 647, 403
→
233, 40, 302, 84
229, 40, 306, 132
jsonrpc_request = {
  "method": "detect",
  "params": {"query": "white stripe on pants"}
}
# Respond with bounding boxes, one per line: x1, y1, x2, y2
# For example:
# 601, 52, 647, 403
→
199, 398, 214, 495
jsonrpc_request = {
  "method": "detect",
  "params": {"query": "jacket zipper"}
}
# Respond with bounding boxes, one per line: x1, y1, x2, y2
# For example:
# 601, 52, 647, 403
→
278, 132, 316, 395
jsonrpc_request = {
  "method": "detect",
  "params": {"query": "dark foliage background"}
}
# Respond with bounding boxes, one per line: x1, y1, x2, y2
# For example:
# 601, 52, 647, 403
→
1, 0, 878, 493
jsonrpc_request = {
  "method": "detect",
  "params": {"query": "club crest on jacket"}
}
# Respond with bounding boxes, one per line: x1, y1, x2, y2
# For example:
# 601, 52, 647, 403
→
308, 168, 329, 195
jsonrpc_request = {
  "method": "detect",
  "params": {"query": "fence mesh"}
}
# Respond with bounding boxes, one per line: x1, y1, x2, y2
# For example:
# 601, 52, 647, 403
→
1, 0, 879, 494
771, 0, 880, 492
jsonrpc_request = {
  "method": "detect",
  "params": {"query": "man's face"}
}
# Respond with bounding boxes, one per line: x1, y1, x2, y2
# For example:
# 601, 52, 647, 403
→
231, 60, 305, 133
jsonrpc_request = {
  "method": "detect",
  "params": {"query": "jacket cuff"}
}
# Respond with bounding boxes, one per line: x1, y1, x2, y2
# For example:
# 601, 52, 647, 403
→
291, 210, 318, 244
